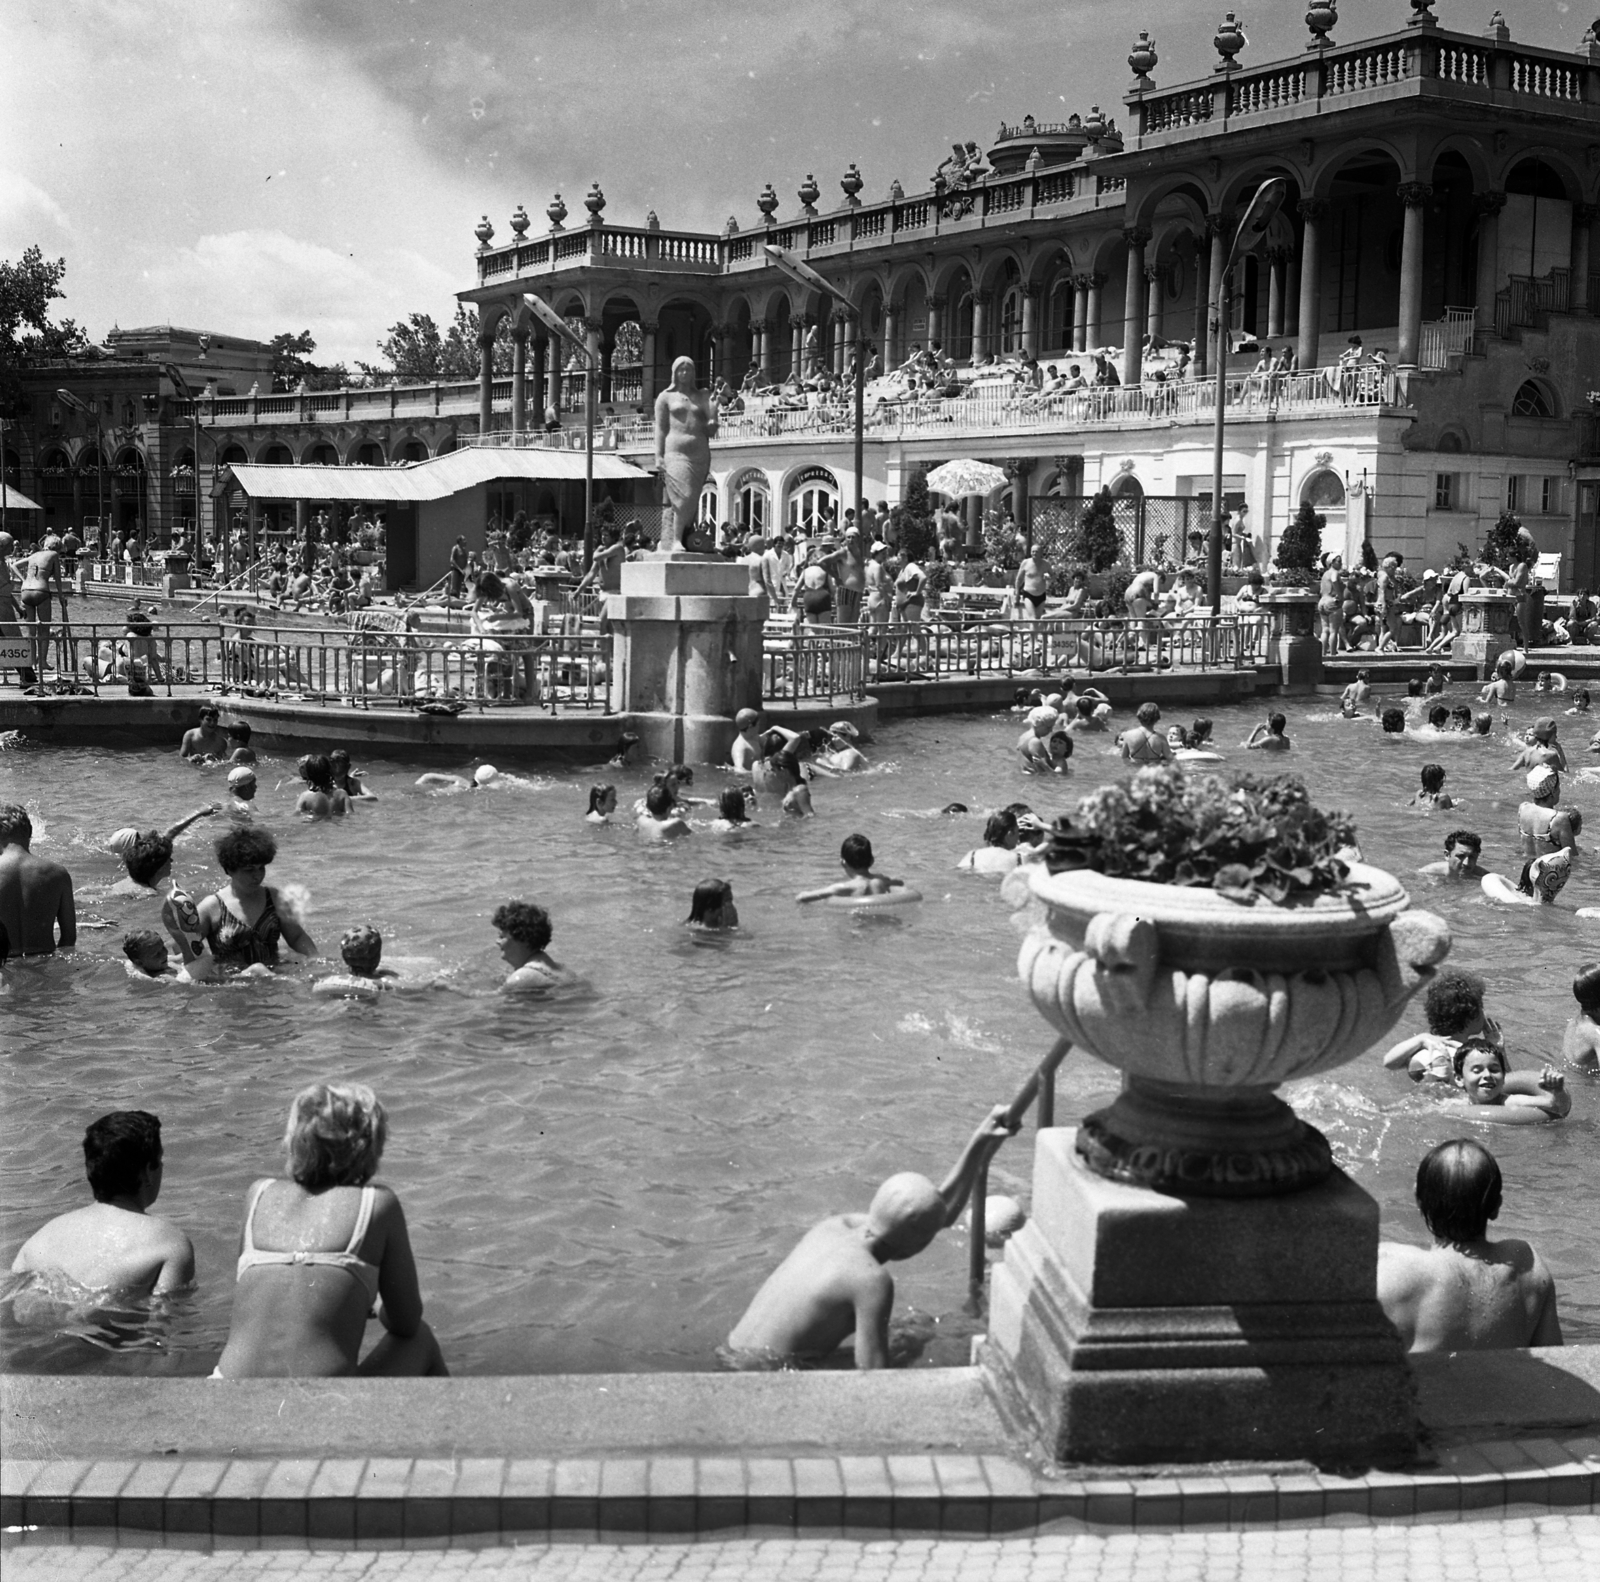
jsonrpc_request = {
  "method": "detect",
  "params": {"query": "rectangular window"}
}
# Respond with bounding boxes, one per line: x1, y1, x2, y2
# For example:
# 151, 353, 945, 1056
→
1506, 475, 1522, 511
1541, 477, 1561, 514
1434, 473, 1458, 510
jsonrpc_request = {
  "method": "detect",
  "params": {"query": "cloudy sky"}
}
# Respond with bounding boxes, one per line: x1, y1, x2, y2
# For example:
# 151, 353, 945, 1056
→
2, 0, 1586, 365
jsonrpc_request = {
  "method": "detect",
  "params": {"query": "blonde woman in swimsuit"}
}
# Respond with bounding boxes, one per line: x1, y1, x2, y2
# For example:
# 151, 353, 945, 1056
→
214, 1082, 446, 1377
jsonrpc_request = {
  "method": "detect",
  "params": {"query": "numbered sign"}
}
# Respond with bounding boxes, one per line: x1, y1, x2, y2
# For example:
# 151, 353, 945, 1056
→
0, 637, 34, 669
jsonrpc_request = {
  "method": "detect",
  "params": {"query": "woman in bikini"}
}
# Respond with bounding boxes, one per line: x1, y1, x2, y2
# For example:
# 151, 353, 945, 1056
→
214, 1081, 447, 1377
196, 827, 316, 971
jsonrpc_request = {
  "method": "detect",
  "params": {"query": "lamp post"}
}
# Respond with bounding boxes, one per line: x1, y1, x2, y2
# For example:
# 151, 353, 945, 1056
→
163, 363, 208, 569
55, 388, 104, 549
523, 293, 598, 564
1208, 178, 1288, 614
764, 245, 866, 535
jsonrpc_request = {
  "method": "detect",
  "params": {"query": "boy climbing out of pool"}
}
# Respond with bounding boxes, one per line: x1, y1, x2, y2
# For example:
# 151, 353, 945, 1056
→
1417, 829, 1488, 881
796, 834, 906, 902
1452, 1038, 1569, 1124
10, 1111, 195, 1297
724, 1104, 1018, 1368
1382, 968, 1503, 1084
1561, 963, 1600, 1072
1377, 1139, 1562, 1352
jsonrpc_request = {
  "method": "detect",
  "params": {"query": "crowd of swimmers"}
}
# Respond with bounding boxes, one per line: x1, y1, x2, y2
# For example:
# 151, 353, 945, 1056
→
3, 662, 1596, 1375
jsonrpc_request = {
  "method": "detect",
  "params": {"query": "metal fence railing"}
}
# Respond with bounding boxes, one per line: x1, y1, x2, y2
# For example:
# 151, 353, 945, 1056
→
762, 623, 869, 703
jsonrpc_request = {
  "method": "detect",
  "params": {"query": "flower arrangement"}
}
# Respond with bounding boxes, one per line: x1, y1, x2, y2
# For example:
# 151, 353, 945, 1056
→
1045, 764, 1357, 905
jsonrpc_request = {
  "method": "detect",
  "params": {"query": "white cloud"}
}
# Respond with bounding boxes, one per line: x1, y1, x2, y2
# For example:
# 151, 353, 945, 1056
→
145, 230, 458, 365
0, 171, 71, 252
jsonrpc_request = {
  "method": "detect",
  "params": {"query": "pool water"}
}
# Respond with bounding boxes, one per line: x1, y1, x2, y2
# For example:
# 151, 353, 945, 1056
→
2, 692, 1598, 1374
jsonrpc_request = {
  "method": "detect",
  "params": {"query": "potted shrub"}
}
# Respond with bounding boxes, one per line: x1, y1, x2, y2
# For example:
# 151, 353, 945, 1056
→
1011, 765, 1450, 1196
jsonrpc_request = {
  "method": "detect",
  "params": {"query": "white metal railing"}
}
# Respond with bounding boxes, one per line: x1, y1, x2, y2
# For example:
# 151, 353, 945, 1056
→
1418, 308, 1477, 370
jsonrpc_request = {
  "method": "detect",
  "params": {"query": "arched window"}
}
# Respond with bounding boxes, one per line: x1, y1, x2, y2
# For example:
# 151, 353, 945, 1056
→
786, 467, 839, 532
999, 286, 1023, 354
698, 481, 719, 523
1302, 469, 1346, 509
1110, 473, 1143, 500
1511, 380, 1555, 418
729, 470, 770, 533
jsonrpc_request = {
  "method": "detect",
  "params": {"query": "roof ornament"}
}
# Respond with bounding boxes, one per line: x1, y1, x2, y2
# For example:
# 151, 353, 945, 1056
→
1128, 30, 1158, 84
1305, 3, 1337, 49
1214, 12, 1247, 70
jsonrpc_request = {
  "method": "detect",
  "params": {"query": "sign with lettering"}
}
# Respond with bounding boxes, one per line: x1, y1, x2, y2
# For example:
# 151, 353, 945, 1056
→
0, 637, 33, 668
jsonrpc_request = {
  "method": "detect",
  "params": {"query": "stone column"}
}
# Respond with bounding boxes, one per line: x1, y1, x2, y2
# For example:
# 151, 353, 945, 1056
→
882, 300, 899, 367
1453, 588, 1520, 675
1396, 182, 1431, 369
600, 332, 616, 404
1122, 227, 1150, 385
971, 295, 990, 362
791, 319, 806, 379
1009, 456, 1035, 550
750, 320, 768, 383
1296, 199, 1326, 371
1072, 276, 1090, 352
719, 323, 737, 387
532, 336, 549, 420
1086, 273, 1105, 349
1572, 204, 1596, 313
1473, 192, 1506, 331
1192, 234, 1211, 377
546, 334, 563, 415
1021, 288, 1040, 355
927, 296, 947, 356
638, 323, 657, 407
1266, 249, 1287, 338
1144, 263, 1163, 341
833, 313, 847, 377
510, 328, 528, 436
478, 333, 495, 434
1285, 249, 1301, 339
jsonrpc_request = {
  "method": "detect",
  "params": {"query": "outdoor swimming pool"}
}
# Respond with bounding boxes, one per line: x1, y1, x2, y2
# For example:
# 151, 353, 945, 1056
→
2, 693, 1598, 1374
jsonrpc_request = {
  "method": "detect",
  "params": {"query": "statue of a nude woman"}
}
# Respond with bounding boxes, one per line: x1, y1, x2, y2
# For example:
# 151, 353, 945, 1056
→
652, 355, 717, 555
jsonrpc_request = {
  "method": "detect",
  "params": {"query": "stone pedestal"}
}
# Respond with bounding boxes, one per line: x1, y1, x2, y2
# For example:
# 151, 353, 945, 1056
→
608, 553, 768, 764
986, 1129, 1417, 1466
1452, 589, 1518, 677
1259, 589, 1322, 689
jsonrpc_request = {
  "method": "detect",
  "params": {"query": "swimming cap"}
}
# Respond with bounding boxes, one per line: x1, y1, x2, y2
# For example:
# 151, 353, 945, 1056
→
870, 541, 887, 553
1533, 717, 1556, 738
1029, 707, 1059, 731
1530, 849, 1573, 900
1527, 766, 1559, 796
473, 765, 499, 786
105, 827, 142, 857
866, 1171, 945, 1253
828, 720, 859, 741
227, 766, 256, 787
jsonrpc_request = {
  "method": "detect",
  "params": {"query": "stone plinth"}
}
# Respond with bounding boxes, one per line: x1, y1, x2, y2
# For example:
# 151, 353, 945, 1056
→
607, 552, 768, 764
985, 1129, 1417, 1466
1452, 589, 1518, 677
1259, 589, 1322, 689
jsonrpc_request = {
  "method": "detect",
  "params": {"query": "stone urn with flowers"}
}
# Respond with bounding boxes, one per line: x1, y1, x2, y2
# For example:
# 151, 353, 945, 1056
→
986, 766, 1449, 1465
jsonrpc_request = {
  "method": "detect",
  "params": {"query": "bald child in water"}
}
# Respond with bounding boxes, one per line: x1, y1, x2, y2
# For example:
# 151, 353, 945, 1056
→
726, 1105, 1015, 1369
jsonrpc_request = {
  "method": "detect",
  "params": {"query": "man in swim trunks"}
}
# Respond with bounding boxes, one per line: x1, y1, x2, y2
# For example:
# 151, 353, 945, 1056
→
819, 526, 867, 626
11, 1111, 194, 1296
725, 1105, 1016, 1368
17, 534, 65, 677
179, 705, 229, 762
0, 804, 75, 956
1014, 549, 1049, 622
1377, 1138, 1561, 1351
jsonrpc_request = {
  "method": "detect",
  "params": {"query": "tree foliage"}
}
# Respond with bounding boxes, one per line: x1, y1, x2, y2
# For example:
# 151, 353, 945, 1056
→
892, 467, 937, 562
1067, 486, 1122, 573
1274, 500, 1324, 579
1, 247, 92, 415
269, 330, 351, 392
1483, 509, 1527, 570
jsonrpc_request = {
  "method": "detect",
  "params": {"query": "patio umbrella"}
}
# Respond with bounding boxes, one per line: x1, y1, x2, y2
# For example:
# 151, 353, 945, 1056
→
924, 459, 1008, 498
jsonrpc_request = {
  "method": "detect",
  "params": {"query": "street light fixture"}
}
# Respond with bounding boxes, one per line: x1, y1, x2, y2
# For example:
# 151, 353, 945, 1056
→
1208, 178, 1288, 614
764, 245, 866, 538
524, 292, 599, 566
55, 387, 105, 549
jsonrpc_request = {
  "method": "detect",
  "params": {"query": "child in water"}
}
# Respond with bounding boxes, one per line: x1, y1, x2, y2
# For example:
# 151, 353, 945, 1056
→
1561, 963, 1600, 1071
1453, 1037, 1569, 1124
1382, 968, 1502, 1083
1569, 687, 1592, 716
1340, 670, 1371, 717
686, 879, 739, 931
1409, 763, 1457, 811
1243, 712, 1291, 752
1379, 706, 1407, 737
313, 925, 402, 997
797, 833, 911, 902
585, 784, 617, 824
711, 787, 755, 831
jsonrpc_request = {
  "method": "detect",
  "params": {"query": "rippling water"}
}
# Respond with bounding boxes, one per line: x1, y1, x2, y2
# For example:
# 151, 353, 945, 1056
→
3, 690, 1597, 1374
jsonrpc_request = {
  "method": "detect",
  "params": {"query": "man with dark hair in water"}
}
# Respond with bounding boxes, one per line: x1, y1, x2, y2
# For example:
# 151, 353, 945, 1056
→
1377, 1138, 1561, 1352
0, 804, 75, 956
11, 1111, 194, 1295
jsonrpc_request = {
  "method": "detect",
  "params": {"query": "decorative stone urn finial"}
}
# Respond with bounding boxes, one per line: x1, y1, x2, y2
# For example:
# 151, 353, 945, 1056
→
1128, 30, 1158, 83
797, 173, 821, 217
474, 214, 495, 248
1407, 0, 1439, 26
889, 177, 905, 201
509, 204, 530, 239
1305, 3, 1337, 48
840, 162, 864, 207
546, 193, 567, 230
724, 215, 738, 237
1581, 21, 1600, 62
646, 208, 661, 231
1486, 9, 1510, 42
757, 182, 780, 224
1214, 11, 1247, 69
584, 182, 606, 222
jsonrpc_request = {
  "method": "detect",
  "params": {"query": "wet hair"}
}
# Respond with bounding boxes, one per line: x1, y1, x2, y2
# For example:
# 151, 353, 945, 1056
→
1414, 1138, 1502, 1247
298, 754, 334, 792
1444, 829, 1481, 855
340, 925, 383, 975
645, 782, 676, 818
1190, 718, 1213, 743
329, 748, 349, 767
984, 810, 1018, 847
1407, 679, 1423, 697
1357, 668, 1370, 681
198, 705, 219, 723
121, 930, 168, 974
666, 762, 694, 787
687, 879, 734, 925
1573, 962, 1600, 1019
1267, 711, 1286, 735
841, 832, 874, 871
84, 1111, 163, 1201
717, 787, 748, 822
1419, 763, 1445, 794
1575, 687, 1592, 707
474, 571, 507, 601
1424, 969, 1484, 1037
1075, 696, 1097, 719
0, 804, 32, 845
1136, 701, 1161, 728
1427, 704, 1450, 729
227, 721, 251, 743
124, 831, 174, 886
614, 731, 641, 757
284, 1082, 386, 1191
586, 783, 615, 815
1473, 712, 1492, 735
214, 826, 277, 874
1380, 707, 1406, 733
1449, 705, 1473, 729
492, 900, 552, 951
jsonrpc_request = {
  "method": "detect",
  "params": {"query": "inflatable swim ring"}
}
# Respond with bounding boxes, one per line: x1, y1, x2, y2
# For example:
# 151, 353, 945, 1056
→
1174, 749, 1225, 762
824, 888, 923, 909
1481, 873, 1528, 905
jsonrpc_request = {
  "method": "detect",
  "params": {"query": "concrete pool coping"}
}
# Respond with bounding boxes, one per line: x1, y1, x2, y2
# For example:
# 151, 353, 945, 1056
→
4, 1349, 1598, 1544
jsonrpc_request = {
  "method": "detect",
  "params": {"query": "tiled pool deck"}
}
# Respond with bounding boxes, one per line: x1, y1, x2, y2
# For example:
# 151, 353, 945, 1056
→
3, 1349, 1597, 1550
